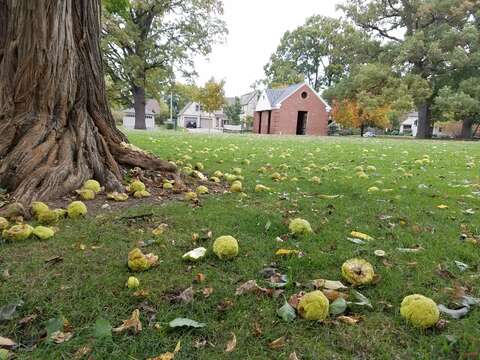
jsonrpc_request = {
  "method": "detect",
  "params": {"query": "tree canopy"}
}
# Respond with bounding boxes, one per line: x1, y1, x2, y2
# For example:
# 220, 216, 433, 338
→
101, 0, 226, 128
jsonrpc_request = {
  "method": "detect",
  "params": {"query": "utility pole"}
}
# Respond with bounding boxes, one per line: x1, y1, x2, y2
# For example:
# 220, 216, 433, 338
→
170, 92, 175, 130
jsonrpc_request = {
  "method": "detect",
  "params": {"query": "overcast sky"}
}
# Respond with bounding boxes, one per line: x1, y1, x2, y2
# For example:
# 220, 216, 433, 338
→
193, 0, 345, 97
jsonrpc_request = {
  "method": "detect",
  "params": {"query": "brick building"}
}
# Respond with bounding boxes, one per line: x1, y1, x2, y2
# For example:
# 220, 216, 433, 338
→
253, 83, 330, 136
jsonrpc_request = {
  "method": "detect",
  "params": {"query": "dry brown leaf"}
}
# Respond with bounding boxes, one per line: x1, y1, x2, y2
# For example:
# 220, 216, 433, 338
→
194, 273, 206, 283
0, 336, 15, 348
18, 314, 38, 326
133, 289, 150, 297
268, 335, 286, 350
288, 292, 306, 310
337, 315, 362, 325
322, 289, 348, 302
225, 332, 237, 353
177, 287, 194, 304
202, 287, 214, 298
235, 280, 268, 296
217, 298, 234, 312
51, 331, 73, 344
252, 321, 262, 337
113, 309, 142, 334
73, 346, 92, 359
289, 352, 300, 360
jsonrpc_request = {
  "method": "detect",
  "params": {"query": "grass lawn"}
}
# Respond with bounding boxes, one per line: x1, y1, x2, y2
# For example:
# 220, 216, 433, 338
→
1, 131, 479, 359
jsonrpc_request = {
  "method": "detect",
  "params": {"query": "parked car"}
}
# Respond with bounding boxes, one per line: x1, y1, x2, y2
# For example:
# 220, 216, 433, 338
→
363, 131, 376, 137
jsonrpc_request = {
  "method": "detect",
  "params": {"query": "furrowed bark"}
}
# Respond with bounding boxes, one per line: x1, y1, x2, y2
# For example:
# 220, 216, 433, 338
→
0, 0, 175, 205
134, 85, 147, 130
416, 101, 433, 139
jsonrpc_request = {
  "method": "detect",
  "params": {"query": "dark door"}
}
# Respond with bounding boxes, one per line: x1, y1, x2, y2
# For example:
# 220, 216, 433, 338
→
296, 111, 307, 135
258, 112, 262, 134
267, 110, 272, 134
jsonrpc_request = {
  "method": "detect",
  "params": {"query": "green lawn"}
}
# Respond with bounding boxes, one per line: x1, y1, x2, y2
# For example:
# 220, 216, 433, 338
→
1, 131, 479, 359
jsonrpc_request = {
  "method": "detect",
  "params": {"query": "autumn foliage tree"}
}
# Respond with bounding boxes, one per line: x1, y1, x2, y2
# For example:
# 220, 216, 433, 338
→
332, 100, 392, 135
0, 0, 175, 206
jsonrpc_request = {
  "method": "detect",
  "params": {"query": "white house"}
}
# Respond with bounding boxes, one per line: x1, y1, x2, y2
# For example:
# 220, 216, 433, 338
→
399, 112, 419, 136
122, 99, 160, 130
239, 91, 259, 121
177, 102, 227, 129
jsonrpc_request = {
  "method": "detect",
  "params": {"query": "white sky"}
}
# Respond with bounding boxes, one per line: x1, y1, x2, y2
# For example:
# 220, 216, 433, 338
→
193, 0, 344, 97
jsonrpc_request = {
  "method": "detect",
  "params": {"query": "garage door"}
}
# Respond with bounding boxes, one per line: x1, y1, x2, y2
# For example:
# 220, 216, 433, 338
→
200, 117, 212, 128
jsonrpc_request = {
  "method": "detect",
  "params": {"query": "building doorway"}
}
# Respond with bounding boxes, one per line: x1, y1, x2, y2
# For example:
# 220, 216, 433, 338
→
296, 111, 308, 135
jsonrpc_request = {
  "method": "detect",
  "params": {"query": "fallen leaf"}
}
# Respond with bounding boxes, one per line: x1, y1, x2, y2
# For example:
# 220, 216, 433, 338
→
437, 305, 470, 319
397, 246, 424, 253
348, 289, 373, 309
454, 261, 469, 272
182, 247, 207, 261
73, 346, 91, 359
176, 287, 194, 304
268, 336, 286, 350
437, 204, 449, 209
225, 332, 237, 353
288, 292, 306, 309
0, 300, 24, 321
133, 289, 150, 297
252, 321, 262, 337
322, 289, 348, 302
337, 315, 362, 325
350, 231, 374, 241
202, 287, 214, 298
168, 318, 206, 329
194, 273, 206, 283
18, 314, 37, 326
113, 309, 142, 334
217, 299, 234, 312
148, 341, 181, 360
277, 302, 296, 322
289, 351, 300, 360
0, 336, 15, 348
235, 280, 268, 296
50, 331, 73, 344
275, 249, 300, 256
312, 279, 347, 290
329, 298, 347, 316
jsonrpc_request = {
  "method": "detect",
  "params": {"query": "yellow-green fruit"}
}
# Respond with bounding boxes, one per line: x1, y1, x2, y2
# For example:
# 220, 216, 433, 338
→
400, 294, 439, 328
255, 184, 270, 192
271, 172, 281, 181
37, 209, 59, 224
53, 209, 68, 218
210, 176, 221, 183
33, 226, 55, 240
368, 186, 380, 193
289, 218, 313, 236
32, 201, 50, 217
184, 191, 198, 201
311, 176, 321, 184
127, 276, 140, 289
77, 189, 95, 200
366, 165, 377, 172
213, 170, 224, 178
2, 224, 33, 241
195, 162, 204, 171
0, 349, 10, 360
67, 201, 87, 218
225, 174, 238, 183
128, 248, 150, 272
133, 190, 151, 198
163, 182, 173, 190
0, 217, 9, 230
196, 186, 209, 195
232, 167, 242, 175
230, 181, 243, 193
82, 179, 101, 193
298, 291, 330, 321
130, 180, 146, 193
213, 235, 239, 260
341, 258, 375, 285
106, 192, 129, 201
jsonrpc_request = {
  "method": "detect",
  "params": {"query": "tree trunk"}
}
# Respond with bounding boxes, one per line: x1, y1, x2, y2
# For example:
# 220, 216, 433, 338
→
416, 102, 433, 139
460, 118, 474, 139
360, 124, 365, 137
0, 0, 175, 205
134, 85, 146, 130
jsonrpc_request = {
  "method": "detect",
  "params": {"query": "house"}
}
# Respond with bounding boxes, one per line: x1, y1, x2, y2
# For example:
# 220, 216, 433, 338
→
433, 121, 480, 138
399, 112, 419, 136
239, 91, 259, 120
122, 99, 160, 130
253, 83, 330, 136
177, 101, 230, 129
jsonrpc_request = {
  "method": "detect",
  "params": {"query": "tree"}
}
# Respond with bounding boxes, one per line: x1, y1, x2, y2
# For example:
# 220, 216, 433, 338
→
102, 0, 226, 129
264, 15, 380, 90
224, 97, 242, 125
325, 63, 429, 135
0, 0, 175, 205
340, 0, 478, 138
435, 78, 480, 139
196, 78, 225, 115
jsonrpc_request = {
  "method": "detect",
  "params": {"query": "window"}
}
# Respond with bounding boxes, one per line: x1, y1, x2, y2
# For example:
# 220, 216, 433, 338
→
438, 127, 443, 133
195, 105, 200, 111
301, 91, 308, 99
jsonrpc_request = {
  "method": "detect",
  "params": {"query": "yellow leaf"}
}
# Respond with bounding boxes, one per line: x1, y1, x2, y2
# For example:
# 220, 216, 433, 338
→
148, 341, 181, 360
275, 249, 300, 256
350, 231, 374, 241
268, 335, 286, 350
437, 204, 448, 209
